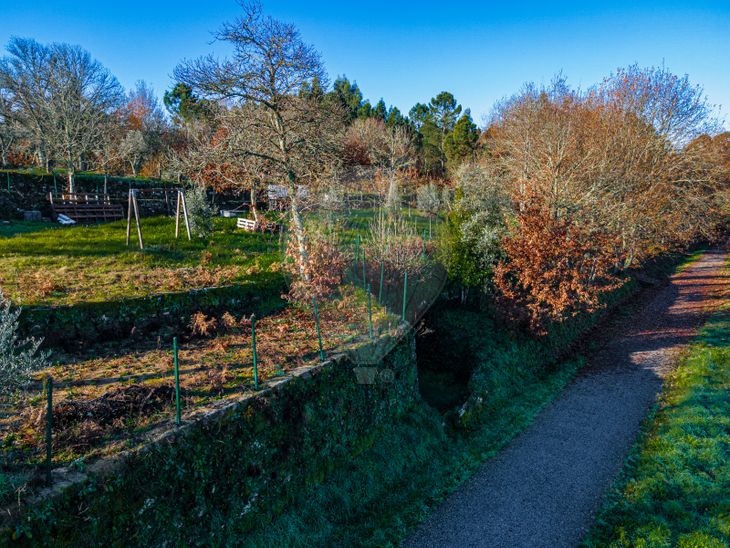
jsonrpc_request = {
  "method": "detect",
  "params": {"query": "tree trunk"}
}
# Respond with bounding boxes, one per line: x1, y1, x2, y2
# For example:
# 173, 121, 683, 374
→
250, 180, 258, 222
288, 172, 310, 282
67, 167, 75, 194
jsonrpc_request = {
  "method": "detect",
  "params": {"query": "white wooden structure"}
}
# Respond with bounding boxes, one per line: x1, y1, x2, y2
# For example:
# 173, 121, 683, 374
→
236, 218, 257, 231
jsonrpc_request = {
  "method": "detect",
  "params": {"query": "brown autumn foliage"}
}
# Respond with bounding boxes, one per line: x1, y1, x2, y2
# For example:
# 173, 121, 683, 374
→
285, 230, 349, 304
469, 68, 728, 334
493, 200, 623, 334
190, 311, 218, 337
485, 69, 725, 267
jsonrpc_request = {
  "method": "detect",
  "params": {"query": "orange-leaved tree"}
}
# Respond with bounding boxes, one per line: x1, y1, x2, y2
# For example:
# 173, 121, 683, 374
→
493, 199, 623, 335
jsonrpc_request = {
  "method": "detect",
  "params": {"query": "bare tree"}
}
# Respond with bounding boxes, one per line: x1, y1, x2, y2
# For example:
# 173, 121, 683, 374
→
0, 38, 53, 170
174, 1, 344, 278
0, 38, 124, 191
345, 117, 416, 200
119, 81, 166, 177
0, 89, 21, 166
484, 67, 724, 268
119, 130, 149, 176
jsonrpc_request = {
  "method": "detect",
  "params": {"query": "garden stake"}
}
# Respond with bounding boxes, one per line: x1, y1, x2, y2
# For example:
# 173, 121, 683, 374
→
173, 337, 181, 426
312, 296, 325, 362
402, 271, 408, 322
429, 217, 432, 239
361, 248, 367, 288
378, 259, 384, 305
45, 376, 53, 485
53, 173, 57, 194
367, 283, 373, 339
422, 229, 426, 257
251, 314, 259, 390
353, 235, 361, 273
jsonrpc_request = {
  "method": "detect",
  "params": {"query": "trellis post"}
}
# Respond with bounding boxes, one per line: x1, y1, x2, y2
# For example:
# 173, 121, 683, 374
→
45, 376, 53, 485
401, 271, 408, 323
173, 337, 181, 425
132, 190, 144, 249
378, 258, 385, 305
179, 190, 192, 241
367, 283, 373, 339
125, 189, 133, 246
251, 314, 259, 390
312, 296, 324, 362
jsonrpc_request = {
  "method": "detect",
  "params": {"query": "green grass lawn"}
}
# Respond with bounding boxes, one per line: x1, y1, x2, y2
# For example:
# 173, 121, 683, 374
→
584, 306, 730, 547
0, 208, 439, 307
0, 216, 282, 306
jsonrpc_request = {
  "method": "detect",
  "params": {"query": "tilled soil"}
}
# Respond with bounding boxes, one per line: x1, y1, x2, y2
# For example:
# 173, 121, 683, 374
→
405, 250, 729, 548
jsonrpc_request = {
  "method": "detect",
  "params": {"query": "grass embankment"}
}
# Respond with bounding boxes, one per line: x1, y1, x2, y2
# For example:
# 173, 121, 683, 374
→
584, 305, 730, 546
248, 306, 584, 546
0, 217, 281, 306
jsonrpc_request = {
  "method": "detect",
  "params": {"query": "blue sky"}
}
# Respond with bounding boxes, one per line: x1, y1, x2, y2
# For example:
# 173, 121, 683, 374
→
1, 1, 728, 127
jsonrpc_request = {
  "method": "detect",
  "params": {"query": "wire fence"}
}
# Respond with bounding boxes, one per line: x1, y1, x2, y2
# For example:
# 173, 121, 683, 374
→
0, 201, 446, 499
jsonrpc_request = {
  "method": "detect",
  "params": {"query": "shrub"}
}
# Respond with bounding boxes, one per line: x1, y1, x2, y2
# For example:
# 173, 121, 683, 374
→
493, 202, 622, 335
416, 183, 440, 215
285, 230, 349, 304
0, 290, 49, 395
367, 210, 427, 278
190, 311, 218, 337
185, 186, 215, 238
437, 163, 511, 289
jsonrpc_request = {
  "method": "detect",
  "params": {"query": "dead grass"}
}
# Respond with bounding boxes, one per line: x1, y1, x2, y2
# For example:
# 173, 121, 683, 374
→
1, 288, 396, 462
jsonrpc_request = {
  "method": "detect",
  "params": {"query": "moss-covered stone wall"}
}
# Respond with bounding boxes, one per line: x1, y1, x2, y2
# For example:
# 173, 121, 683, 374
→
1, 331, 418, 546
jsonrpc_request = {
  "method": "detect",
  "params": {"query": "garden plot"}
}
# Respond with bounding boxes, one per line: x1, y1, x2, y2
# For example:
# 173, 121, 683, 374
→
0, 287, 396, 469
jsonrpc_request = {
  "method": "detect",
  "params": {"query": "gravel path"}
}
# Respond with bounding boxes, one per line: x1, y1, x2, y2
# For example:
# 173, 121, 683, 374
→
405, 250, 729, 548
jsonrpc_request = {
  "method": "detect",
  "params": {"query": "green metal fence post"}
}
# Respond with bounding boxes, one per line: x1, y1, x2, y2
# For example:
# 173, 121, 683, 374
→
367, 283, 373, 339
173, 337, 181, 426
45, 376, 53, 485
251, 314, 259, 390
361, 249, 367, 288
378, 259, 384, 305
401, 271, 408, 323
429, 216, 432, 239
53, 173, 57, 195
312, 296, 325, 362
